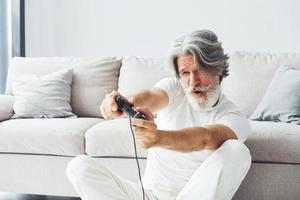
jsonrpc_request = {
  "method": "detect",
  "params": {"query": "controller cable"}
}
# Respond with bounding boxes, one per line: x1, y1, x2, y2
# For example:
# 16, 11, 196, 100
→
129, 116, 149, 200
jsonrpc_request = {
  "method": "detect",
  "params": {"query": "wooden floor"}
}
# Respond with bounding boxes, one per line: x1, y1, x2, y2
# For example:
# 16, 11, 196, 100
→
0, 193, 80, 200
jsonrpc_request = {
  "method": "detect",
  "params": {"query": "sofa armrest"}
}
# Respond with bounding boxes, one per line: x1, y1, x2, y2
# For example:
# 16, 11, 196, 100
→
0, 95, 15, 122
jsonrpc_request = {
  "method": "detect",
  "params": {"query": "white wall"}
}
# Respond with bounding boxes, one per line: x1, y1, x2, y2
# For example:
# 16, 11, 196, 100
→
25, 0, 300, 57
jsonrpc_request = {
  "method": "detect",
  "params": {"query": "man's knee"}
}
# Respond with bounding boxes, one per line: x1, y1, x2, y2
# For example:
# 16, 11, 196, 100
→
66, 154, 95, 182
219, 139, 251, 169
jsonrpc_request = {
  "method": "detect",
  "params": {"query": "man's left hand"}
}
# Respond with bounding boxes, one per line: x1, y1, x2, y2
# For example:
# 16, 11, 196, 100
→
130, 107, 159, 149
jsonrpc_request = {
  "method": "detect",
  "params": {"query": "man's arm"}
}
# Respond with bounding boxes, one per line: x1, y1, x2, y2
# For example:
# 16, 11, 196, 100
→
156, 124, 237, 152
100, 88, 168, 119
127, 87, 169, 113
130, 108, 238, 151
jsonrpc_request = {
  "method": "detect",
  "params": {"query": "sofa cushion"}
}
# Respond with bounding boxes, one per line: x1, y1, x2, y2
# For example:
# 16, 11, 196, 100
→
12, 68, 75, 118
250, 65, 300, 124
222, 52, 300, 117
246, 121, 300, 164
6, 57, 122, 118
0, 118, 101, 156
85, 118, 148, 158
118, 57, 174, 96
0, 95, 15, 122
71, 59, 122, 117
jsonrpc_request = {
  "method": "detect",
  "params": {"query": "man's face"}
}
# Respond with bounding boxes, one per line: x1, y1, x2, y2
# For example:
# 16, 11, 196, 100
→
177, 54, 220, 110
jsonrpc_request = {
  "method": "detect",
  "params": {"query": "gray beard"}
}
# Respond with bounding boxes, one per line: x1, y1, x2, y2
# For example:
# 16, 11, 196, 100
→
182, 82, 221, 112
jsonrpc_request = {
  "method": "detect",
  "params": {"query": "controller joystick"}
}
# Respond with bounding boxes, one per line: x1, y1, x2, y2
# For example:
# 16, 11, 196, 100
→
115, 95, 146, 119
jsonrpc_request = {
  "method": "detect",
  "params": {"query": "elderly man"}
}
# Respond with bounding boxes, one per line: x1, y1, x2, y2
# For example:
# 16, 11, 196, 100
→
66, 30, 251, 200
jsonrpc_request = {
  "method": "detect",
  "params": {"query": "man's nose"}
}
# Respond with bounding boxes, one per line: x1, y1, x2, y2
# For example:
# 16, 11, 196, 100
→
189, 72, 200, 87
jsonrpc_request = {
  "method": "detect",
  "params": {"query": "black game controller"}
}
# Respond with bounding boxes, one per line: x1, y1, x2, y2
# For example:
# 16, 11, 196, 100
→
115, 95, 146, 119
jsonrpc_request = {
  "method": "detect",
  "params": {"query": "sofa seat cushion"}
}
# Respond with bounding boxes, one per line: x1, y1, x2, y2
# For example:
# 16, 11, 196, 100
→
85, 118, 148, 158
0, 118, 101, 156
246, 121, 300, 164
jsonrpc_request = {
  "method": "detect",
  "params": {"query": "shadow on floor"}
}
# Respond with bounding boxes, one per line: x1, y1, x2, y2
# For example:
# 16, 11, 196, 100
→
0, 193, 80, 200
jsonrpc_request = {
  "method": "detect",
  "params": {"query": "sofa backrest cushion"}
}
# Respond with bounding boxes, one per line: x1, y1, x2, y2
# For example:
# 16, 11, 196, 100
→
118, 56, 175, 96
222, 52, 300, 117
6, 57, 122, 118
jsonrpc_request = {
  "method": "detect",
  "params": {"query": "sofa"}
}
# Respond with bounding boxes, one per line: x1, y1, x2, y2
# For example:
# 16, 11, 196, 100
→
0, 52, 299, 200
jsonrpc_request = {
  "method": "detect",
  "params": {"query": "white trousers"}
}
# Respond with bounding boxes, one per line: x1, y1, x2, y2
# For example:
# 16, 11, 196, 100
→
66, 139, 251, 200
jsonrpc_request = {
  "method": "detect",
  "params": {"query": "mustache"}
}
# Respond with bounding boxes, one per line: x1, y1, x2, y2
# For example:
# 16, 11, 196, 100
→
187, 85, 212, 93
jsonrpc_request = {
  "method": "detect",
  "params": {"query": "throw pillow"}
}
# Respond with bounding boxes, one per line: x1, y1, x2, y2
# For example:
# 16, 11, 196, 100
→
12, 68, 76, 118
251, 65, 300, 124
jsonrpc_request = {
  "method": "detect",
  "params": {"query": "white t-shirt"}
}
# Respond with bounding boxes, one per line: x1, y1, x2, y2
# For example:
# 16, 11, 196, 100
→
142, 77, 251, 198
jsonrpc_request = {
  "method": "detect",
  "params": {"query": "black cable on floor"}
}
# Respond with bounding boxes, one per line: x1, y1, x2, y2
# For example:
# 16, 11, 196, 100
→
129, 117, 149, 200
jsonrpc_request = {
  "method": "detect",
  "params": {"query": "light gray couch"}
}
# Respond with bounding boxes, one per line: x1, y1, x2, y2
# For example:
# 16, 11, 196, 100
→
0, 52, 299, 200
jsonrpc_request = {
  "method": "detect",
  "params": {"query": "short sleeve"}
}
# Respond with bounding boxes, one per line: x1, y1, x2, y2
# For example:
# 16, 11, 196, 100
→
153, 77, 183, 104
216, 111, 251, 142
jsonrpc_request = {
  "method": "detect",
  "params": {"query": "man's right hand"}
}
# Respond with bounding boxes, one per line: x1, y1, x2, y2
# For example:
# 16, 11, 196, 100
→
100, 90, 124, 119
100, 88, 168, 119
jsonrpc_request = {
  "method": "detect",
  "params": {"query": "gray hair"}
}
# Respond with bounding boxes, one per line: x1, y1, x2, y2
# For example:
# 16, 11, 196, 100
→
168, 30, 229, 82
